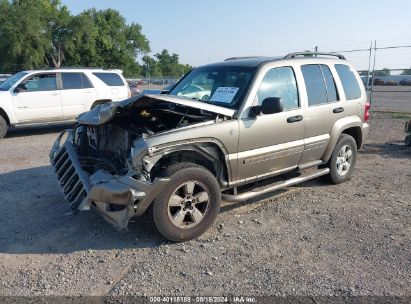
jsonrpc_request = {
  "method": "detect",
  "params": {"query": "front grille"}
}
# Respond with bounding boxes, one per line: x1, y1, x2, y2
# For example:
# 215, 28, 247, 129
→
52, 144, 90, 212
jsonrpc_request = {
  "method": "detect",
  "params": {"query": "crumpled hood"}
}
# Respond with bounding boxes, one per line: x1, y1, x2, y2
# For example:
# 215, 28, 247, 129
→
77, 94, 235, 125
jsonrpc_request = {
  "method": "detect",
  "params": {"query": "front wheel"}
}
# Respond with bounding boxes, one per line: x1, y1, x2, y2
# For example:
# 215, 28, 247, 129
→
0, 115, 8, 139
323, 134, 357, 184
152, 163, 221, 242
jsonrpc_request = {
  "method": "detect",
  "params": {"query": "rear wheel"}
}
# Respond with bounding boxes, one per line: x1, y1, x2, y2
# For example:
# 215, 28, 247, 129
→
0, 115, 8, 139
152, 163, 221, 242
91, 100, 110, 109
323, 134, 357, 184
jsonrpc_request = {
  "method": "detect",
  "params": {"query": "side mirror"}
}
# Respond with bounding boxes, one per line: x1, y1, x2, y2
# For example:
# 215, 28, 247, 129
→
14, 83, 27, 93
249, 97, 283, 117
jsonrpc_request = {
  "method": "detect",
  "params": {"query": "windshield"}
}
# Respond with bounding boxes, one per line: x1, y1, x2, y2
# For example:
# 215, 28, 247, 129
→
169, 65, 256, 109
0, 72, 28, 91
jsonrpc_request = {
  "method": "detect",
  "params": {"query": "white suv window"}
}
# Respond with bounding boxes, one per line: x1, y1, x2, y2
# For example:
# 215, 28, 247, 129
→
93, 72, 124, 86
24, 73, 57, 91
61, 73, 93, 90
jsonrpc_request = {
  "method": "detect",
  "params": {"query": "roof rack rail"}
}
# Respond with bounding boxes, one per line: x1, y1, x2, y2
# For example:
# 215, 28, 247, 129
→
39, 67, 115, 70
284, 52, 346, 60
224, 56, 264, 61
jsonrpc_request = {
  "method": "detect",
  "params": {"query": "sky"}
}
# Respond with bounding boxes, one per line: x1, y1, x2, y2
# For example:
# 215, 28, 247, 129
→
61, 0, 411, 70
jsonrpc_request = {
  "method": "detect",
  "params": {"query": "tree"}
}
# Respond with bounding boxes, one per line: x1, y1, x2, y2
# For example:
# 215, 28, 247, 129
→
66, 8, 150, 76
303, 50, 314, 57
374, 68, 391, 76
0, 0, 63, 71
401, 67, 411, 75
0, 2, 151, 75
154, 49, 192, 78
142, 55, 162, 77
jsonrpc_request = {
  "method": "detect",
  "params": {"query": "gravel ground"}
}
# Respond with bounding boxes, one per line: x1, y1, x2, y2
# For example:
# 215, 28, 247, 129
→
0, 111, 410, 299
371, 86, 411, 113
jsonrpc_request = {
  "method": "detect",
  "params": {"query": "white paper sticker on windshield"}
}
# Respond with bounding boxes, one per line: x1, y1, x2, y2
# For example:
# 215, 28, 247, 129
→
210, 87, 239, 103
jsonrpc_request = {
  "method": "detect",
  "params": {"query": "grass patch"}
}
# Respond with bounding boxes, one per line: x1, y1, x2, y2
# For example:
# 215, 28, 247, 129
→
371, 110, 411, 119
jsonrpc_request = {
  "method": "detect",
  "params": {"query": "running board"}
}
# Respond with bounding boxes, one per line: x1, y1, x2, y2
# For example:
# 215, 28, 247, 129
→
222, 168, 330, 202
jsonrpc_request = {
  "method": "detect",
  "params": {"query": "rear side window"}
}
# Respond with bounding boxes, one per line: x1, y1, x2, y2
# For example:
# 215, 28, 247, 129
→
93, 72, 124, 86
321, 65, 338, 102
257, 66, 299, 110
335, 64, 361, 100
301, 64, 338, 105
61, 73, 93, 90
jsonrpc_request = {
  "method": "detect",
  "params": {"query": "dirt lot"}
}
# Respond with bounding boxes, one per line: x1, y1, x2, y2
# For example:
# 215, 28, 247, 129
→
0, 109, 410, 298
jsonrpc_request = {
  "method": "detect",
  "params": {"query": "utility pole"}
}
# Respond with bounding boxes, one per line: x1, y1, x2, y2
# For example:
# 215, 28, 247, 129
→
366, 40, 373, 91
370, 40, 377, 104
147, 62, 150, 86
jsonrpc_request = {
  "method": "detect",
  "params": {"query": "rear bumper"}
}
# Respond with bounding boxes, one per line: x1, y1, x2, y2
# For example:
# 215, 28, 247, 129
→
361, 122, 370, 148
49, 129, 168, 230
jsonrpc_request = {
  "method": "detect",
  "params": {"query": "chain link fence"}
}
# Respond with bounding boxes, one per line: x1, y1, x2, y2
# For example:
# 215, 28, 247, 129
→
323, 42, 411, 113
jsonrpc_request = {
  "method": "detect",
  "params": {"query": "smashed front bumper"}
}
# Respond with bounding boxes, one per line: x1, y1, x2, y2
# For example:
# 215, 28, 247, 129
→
49, 130, 168, 230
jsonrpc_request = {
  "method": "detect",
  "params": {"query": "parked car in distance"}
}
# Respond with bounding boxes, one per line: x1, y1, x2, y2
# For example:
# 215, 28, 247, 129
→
127, 80, 141, 96
50, 53, 370, 241
0, 68, 130, 139
141, 84, 174, 95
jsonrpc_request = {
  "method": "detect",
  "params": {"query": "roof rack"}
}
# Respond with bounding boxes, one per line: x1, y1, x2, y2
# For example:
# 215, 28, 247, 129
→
224, 56, 265, 61
36, 67, 120, 71
284, 52, 346, 60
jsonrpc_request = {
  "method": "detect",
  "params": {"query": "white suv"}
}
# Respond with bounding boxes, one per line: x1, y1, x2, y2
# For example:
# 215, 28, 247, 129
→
0, 68, 131, 139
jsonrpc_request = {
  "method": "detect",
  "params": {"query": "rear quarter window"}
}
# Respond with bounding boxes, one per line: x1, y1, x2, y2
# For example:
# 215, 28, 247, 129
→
335, 64, 361, 100
93, 72, 124, 86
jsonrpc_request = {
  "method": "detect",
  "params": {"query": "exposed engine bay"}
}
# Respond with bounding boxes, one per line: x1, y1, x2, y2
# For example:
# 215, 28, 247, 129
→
73, 100, 224, 176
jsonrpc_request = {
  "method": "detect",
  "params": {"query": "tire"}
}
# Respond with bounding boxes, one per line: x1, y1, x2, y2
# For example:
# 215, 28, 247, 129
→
152, 162, 221, 242
0, 115, 8, 139
323, 134, 357, 184
91, 100, 109, 109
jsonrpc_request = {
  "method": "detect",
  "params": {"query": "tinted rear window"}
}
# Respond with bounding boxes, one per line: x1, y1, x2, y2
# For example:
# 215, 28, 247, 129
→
301, 65, 328, 105
335, 64, 361, 100
93, 72, 124, 86
62, 73, 93, 90
302, 64, 339, 106
320, 65, 338, 102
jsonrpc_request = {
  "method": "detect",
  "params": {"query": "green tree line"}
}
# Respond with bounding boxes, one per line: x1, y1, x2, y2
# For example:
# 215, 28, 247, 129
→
0, 0, 191, 77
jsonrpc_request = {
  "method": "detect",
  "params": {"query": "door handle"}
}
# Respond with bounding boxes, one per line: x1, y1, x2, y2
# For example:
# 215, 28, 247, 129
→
49, 92, 59, 96
333, 107, 344, 113
287, 115, 303, 123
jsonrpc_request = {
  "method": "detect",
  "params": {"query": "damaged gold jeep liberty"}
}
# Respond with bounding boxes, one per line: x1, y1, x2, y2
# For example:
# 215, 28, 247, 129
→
50, 53, 370, 241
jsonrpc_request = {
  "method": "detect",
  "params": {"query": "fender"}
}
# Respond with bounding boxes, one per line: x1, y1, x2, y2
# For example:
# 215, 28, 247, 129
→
142, 138, 233, 185
322, 115, 363, 162
0, 100, 18, 126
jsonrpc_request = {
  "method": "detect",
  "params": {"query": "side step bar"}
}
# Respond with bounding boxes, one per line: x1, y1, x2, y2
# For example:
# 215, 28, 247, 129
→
222, 168, 330, 202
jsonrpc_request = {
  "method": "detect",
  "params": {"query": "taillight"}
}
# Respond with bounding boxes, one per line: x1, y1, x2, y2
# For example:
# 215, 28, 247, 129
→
364, 101, 371, 122
127, 86, 132, 98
